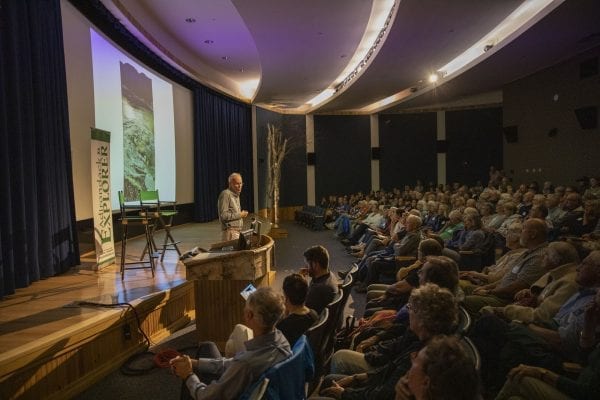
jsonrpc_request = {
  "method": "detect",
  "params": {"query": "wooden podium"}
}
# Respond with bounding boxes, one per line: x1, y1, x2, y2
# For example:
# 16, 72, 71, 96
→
182, 234, 276, 349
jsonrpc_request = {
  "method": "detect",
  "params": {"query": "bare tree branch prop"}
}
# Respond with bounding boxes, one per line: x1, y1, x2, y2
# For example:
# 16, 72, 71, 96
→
266, 123, 292, 227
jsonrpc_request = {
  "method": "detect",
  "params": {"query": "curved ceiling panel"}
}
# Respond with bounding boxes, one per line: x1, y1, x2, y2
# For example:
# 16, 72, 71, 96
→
233, 0, 373, 110
317, 0, 523, 112
110, 0, 261, 99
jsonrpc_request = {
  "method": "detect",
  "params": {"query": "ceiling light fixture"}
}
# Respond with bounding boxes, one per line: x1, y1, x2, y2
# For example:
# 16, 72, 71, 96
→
185, 18, 196, 23
437, 0, 556, 77
428, 73, 439, 83
221, 56, 229, 60
306, 0, 398, 108
360, 0, 559, 113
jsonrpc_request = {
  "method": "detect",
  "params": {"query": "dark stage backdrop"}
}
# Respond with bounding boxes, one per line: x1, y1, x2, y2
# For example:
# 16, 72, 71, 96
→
255, 108, 307, 209
0, 0, 79, 298
379, 113, 437, 190
314, 115, 371, 200
446, 107, 503, 186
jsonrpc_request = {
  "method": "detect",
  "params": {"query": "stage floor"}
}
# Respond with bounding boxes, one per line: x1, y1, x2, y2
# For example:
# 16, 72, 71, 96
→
0, 220, 361, 357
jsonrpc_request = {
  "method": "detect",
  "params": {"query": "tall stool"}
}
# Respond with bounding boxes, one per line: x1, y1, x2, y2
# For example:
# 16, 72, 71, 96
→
140, 189, 181, 262
118, 191, 155, 279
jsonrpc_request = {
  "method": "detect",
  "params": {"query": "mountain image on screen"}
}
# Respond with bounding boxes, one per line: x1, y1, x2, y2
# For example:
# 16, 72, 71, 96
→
120, 61, 155, 201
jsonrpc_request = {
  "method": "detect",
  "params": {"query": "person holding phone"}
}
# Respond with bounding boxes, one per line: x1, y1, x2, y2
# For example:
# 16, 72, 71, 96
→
170, 287, 291, 399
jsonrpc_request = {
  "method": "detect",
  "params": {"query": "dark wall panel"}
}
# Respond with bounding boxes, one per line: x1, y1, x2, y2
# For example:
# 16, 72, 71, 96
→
314, 115, 370, 200
378, 113, 437, 190
504, 45, 600, 185
446, 107, 503, 186
255, 108, 306, 209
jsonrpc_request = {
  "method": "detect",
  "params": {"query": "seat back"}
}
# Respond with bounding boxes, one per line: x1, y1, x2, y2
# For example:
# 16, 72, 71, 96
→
140, 189, 159, 204
460, 336, 481, 372
118, 190, 126, 215
246, 377, 269, 400
455, 305, 472, 336
315, 291, 343, 375
460, 232, 496, 271
334, 273, 353, 331
242, 335, 314, 400
306, 307, 328, 355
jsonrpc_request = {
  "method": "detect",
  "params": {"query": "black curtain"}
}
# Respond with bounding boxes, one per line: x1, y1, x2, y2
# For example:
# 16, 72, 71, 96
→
0, 0, 79, 298
193, 86, 253, 222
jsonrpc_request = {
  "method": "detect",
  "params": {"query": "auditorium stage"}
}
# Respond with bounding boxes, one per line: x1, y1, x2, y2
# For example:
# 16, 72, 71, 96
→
0, 221, 357, 399
0, 222, 226, 399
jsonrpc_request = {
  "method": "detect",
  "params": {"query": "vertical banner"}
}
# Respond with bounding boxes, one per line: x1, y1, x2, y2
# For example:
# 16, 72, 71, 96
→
91, 128, 116, 269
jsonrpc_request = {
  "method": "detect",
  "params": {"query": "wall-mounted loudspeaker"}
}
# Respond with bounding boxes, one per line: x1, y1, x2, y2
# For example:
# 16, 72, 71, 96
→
503, 126, 519, 143
371, 147, 380, 160
306, 152, 316, 165
574, 106, 598, 130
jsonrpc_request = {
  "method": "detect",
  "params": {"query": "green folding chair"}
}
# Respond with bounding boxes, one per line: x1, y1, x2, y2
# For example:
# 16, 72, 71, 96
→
118, 190, 155, 279
139, 189, 181, 262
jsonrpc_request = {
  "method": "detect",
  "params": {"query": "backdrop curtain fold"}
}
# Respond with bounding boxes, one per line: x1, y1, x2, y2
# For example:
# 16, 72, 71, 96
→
0, 0, 79, 298
193, 86, 253, 222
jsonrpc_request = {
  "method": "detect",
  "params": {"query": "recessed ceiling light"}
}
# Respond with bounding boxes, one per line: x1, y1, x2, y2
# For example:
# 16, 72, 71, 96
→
204, 40, 214, 44
428, 73, 439, 83
185, 18, 196, 23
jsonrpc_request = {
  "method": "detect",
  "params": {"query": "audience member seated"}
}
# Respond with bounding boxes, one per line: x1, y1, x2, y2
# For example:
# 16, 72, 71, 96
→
494, 289, 600, 400
277, 273, 319, 346
438, 210, 464, 241
313, 284, 457, 400
485, 200, 508, 231
363, 239, 443, 311
495, 202, 522, 240
349, 207, 398, 258
480, 241, 580, 324
462, 218, 548, 316
446, 213, 486, 252
422, 201, 445, 232
354, 255, 461, 353
582, 199, 600, 235
394, 335, 481, 400
518, 191, 535, 218
546, 193, 566, 227
583, 176, 600, 199
302, 245, 339, 314
556, 192, 585, 237
354, 215, 423, 292
170, 287, 291, 400
342, 203, 385, 245
479, 201, 495, 230
471, 250, 600, 392
459, 221, 525, 295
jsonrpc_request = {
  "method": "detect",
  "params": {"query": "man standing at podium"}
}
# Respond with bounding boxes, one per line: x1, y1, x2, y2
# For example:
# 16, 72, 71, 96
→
218, 172, 249, 241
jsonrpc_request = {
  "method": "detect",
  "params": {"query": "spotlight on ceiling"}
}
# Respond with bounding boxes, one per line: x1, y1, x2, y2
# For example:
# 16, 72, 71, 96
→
428, 73, 439, 83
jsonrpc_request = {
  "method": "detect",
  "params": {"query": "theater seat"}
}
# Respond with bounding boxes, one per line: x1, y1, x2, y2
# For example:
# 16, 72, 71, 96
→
240, 335, 315, 400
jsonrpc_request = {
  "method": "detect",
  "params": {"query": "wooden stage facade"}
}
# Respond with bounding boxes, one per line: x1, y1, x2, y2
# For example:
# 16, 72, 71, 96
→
0, 222, 226, 400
